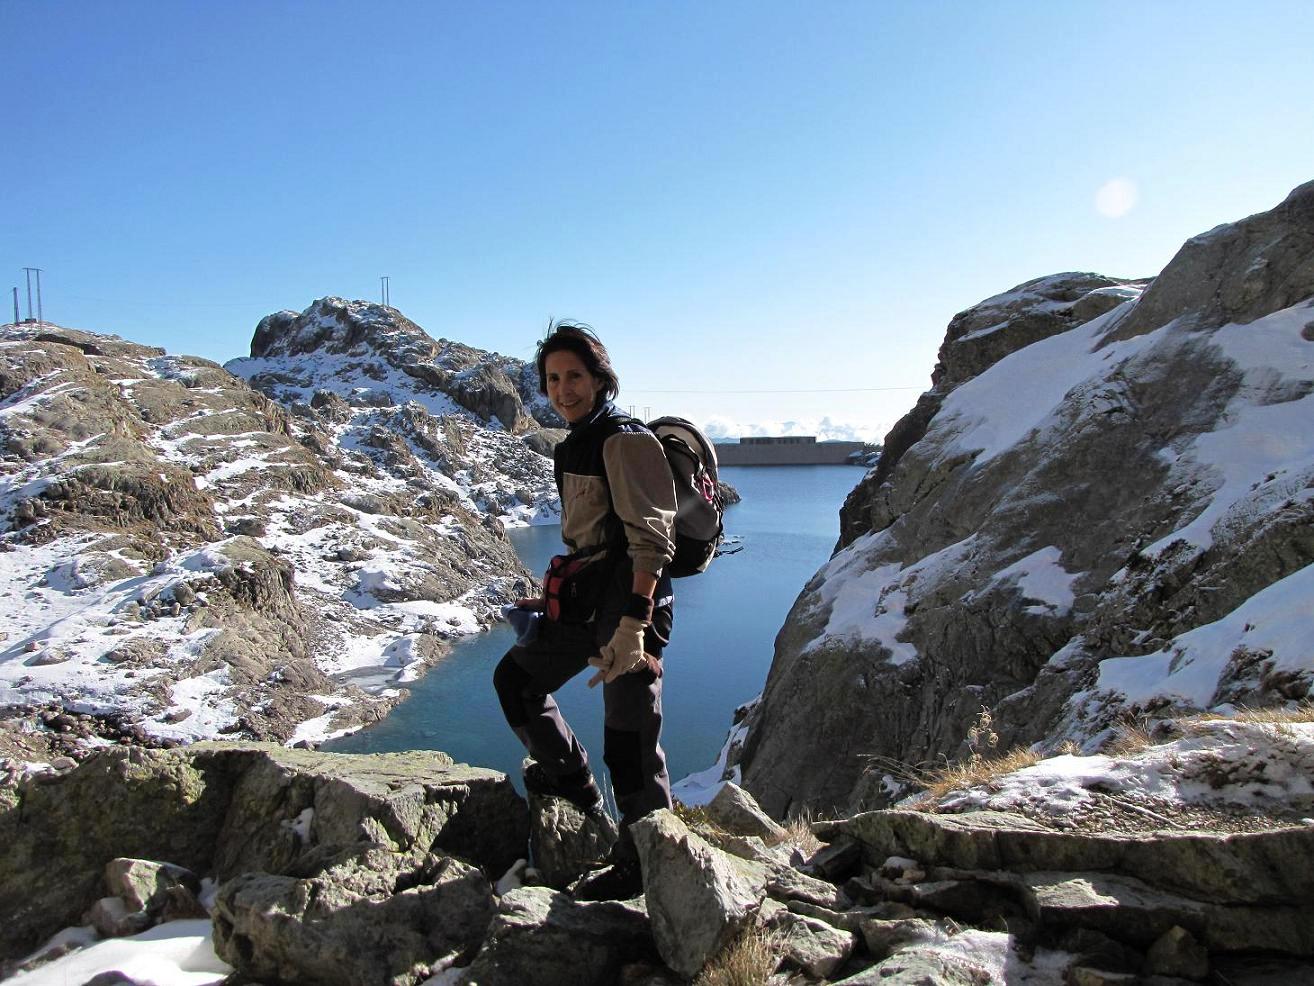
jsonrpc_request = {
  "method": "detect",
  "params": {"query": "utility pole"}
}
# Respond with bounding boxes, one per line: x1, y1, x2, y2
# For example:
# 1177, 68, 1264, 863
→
21, 267, 42, 324
380, 275, 390, 309
11, 287, 18, 326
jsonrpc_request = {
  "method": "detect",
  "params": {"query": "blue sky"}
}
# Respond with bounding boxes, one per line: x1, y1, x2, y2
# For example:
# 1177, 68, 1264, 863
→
4, 1, 1312, 440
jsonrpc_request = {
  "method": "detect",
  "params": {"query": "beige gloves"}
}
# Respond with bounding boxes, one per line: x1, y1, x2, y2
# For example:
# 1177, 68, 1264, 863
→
588, 616, 650, 687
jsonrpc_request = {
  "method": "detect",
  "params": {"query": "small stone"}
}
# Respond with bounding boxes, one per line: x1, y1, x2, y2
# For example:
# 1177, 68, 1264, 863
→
707, 782, 788, 841
860, 917, 940, 959
802, 837, 861, 880
1145, 925, 1208, 979
83, 896, 151, 939
1067, 967, 1139, 986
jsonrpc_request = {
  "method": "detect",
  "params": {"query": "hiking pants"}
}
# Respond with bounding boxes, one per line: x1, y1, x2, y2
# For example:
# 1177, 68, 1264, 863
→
493, 618, 672, 837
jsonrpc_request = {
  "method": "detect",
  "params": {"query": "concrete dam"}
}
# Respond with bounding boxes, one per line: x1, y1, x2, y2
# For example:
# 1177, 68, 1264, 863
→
713, 435, 878, 466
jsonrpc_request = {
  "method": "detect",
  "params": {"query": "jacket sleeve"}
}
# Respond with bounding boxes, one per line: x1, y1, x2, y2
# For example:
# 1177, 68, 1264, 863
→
602, 430, 677, 575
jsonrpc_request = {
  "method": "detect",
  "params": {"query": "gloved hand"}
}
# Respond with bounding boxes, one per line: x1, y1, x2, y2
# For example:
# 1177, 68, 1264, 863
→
588, 616, 649, 687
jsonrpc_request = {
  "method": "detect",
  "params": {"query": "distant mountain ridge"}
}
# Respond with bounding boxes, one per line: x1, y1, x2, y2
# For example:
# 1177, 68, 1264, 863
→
0, 302, 560, 755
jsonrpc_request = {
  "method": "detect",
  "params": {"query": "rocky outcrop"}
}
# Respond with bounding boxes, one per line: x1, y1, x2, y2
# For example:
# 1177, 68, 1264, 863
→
740, 180, 1314, 818
0, 743, 525, 963
6, 741, 1312, 984
817, 806, 1314, 973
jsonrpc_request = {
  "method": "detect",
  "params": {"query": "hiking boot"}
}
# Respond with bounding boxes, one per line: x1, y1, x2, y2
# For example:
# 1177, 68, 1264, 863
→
572, 857, 643, 901
522, 761, 603, 813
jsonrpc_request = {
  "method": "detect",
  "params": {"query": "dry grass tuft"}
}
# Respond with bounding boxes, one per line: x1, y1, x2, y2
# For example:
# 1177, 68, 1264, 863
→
1107, 719, 1157, 757
694, 928, 780, 986
672, 801, 733, 841
770, 808, 823, 855
920, 746, 1043, 802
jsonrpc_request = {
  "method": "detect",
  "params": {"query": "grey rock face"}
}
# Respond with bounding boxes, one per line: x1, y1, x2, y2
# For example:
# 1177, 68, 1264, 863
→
83, 896, 153, 939
741, 182, 1314, 818
835, 941, 998, 985
824, 808, 1314, 904
630, 808, 768, 978
1144, 925, 1209, 979
0, 746, 228, 957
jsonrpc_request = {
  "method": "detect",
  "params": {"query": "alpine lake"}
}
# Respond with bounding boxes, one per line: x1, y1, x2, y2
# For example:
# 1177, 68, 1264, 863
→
324, 465, 861, 791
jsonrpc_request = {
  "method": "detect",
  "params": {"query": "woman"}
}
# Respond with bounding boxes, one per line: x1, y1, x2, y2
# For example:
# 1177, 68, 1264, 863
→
493, 320, 677, 897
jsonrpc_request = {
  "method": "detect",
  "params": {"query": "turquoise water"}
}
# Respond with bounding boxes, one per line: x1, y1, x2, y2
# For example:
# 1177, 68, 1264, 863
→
324, 465, 860, 787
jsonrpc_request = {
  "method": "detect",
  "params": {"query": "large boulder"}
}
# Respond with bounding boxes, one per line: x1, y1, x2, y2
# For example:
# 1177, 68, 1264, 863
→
630, 809, 769, 979
461, 886, 658, 986
0, 746, 230, 958
212, 849, 495, 986
524, 784, 619, 890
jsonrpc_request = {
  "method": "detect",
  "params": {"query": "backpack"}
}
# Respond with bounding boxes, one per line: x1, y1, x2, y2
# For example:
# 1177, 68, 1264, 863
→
645, 416, 725, 577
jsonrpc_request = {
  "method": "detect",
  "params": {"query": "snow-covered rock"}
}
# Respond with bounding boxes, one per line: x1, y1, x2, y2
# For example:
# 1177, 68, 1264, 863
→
1, 305, 557, 751
740, 179, 1314, 818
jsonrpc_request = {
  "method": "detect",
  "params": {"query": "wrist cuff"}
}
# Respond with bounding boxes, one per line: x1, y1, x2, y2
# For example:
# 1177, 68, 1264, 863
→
622, 593, 654, 623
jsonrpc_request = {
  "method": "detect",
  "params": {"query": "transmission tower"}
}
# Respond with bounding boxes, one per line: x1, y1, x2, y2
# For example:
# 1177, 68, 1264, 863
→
21, 267, 43, 324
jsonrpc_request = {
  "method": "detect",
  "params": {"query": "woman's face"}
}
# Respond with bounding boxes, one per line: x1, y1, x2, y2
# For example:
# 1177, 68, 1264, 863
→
544, 349, 605, 424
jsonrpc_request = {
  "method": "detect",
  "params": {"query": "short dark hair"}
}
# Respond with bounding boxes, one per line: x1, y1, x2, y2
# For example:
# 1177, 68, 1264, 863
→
535, 319, 620, 401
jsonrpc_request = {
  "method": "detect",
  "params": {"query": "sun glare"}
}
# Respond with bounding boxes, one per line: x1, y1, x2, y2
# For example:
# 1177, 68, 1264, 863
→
1095, 178, 1139, 218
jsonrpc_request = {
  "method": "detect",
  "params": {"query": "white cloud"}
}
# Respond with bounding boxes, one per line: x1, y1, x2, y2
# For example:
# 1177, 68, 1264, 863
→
700, 415, 887, 444
1095, 178, 1139, 218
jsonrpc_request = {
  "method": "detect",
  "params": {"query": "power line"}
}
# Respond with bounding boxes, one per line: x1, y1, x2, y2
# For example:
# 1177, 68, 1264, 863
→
59, 293, 282, 310
625, 386, 923, 394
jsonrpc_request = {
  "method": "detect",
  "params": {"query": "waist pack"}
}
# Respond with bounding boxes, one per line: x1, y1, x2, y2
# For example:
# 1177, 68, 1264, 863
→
543, 547, 613, 623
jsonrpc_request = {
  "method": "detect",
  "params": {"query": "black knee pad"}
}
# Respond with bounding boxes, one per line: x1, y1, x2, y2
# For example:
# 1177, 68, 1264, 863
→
493, 653, 537, 728
603, 727, 644, 796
